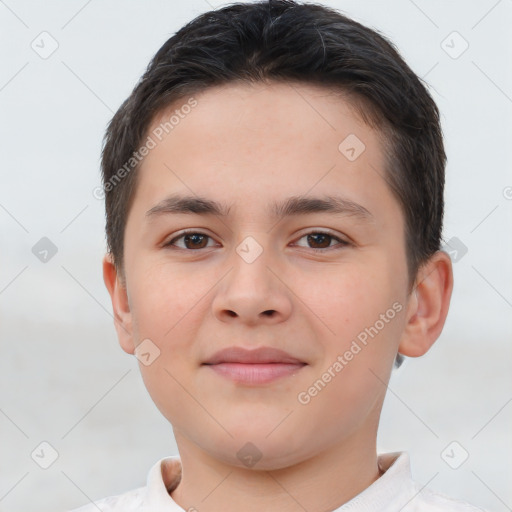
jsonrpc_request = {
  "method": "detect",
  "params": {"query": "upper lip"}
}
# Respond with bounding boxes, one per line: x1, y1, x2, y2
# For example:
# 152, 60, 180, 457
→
203, 346, 306, 365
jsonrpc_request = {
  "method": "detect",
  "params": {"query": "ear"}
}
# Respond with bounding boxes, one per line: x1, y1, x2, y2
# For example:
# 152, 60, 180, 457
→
398, 250, 453, 357
102, 253, 135, 355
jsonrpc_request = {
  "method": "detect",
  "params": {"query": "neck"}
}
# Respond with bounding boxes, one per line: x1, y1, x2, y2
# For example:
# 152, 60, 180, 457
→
170, 428, 381, 512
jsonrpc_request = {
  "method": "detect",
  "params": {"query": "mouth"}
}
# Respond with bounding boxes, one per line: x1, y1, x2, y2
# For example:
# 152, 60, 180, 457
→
202, 346, 307, 385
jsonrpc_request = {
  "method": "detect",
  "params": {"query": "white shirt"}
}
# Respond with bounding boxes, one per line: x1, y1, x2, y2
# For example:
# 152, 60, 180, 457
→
68, 452, 486, 512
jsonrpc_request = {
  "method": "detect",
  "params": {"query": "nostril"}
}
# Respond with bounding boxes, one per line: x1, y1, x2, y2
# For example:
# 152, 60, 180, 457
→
263, 310, 276, 316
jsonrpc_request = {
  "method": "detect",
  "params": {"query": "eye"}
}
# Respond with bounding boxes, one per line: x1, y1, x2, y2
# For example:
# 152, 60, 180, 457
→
165, 230, 217, 250
293, 231, 349, 252
164, 229, 349, 252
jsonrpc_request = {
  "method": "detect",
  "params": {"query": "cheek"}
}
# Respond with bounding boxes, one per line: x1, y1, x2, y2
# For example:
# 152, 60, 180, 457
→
127, 264, 205, 424
305, 257, 406, 384
128, 262, 208, 341
295, 302, 405, 435
299, 260, 396, 336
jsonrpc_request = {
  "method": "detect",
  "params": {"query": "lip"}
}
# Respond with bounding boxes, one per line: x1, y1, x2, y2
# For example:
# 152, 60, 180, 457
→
202, 346, 307, 385
203, 346, 305, 365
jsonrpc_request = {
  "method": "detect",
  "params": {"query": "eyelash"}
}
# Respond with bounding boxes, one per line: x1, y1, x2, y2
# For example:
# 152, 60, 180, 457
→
164, 229, 350, 253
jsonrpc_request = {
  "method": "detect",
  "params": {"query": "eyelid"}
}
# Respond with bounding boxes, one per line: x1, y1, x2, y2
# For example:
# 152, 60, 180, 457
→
164, 229, 218, 249
164, 228, 351, 252
291, 229, 350, 250
293, 227, 348, 241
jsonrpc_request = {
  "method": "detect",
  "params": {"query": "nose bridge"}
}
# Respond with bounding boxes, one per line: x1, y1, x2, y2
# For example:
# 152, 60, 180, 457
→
228, 234, 274, 298
212, 233, 292, 322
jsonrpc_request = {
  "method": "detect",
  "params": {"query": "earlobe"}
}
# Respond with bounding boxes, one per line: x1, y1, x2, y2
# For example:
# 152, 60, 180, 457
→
398, 251, 454, 358
102, 254, 135, 355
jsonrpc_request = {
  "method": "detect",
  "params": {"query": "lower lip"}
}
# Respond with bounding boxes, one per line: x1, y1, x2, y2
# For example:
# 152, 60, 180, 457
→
204, 363, 306, 384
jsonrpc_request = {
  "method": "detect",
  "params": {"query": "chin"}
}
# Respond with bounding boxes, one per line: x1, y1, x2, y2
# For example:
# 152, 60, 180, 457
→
196, 424, 313, 471
209, 440, 309, 471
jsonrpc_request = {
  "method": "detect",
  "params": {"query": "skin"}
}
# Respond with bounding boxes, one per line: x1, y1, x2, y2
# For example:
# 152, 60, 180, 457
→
103, 81, 453, 512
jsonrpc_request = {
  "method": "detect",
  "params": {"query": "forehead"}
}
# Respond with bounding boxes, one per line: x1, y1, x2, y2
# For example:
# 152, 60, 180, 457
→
131, 80, 400, 227
148, 80, 376, 150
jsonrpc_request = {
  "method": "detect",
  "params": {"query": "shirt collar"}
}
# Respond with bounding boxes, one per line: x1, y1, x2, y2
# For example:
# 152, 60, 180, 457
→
332, 452, 418, 511
143, 455, 183, 511
142, 452, 416, 512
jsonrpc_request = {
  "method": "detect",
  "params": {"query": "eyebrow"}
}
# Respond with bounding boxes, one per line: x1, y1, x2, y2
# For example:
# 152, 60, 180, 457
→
145, 194, 373, 221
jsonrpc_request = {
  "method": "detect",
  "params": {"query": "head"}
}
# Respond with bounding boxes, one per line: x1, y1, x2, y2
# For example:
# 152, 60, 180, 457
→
102, 0, 452, 469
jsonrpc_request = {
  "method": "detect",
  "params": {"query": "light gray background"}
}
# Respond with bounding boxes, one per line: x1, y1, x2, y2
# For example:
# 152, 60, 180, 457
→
0, 1, 511, 511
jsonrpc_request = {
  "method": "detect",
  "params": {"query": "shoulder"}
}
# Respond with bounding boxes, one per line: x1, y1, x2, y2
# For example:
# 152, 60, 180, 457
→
65, 455, 182, 512
65, 485, 146, 512
376, 452, 488, 512
411, 484, 488, 512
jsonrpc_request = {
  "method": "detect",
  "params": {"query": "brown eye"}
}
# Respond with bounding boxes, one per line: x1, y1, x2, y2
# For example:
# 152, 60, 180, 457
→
294, 231, 349, 252
307, 233, 332, 249
182, 234, 209, 249
166, 231, 214, 250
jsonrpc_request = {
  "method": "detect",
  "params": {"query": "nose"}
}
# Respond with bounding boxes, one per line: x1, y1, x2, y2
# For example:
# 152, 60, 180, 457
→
211, 240, 293, 326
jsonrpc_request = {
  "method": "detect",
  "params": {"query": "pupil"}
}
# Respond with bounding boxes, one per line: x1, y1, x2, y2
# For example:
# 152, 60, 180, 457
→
308, 234, 330, 248
186, 234, 205, 248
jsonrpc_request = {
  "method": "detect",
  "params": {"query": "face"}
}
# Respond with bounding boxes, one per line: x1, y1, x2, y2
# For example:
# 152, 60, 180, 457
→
115, 82, 415, 469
